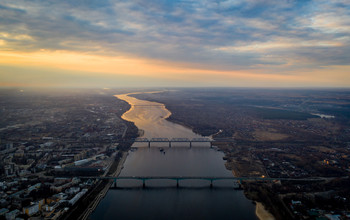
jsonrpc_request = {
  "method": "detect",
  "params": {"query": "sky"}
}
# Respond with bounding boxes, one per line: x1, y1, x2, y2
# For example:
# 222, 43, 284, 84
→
0, 0, 350, 88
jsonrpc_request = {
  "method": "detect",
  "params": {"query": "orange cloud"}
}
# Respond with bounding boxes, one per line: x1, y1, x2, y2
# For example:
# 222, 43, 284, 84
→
0, 50, 349, 87
0, 50, 251, 79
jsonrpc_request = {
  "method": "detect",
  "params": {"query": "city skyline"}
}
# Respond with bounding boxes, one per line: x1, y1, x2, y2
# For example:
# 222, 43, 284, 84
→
1, 0, 350, 88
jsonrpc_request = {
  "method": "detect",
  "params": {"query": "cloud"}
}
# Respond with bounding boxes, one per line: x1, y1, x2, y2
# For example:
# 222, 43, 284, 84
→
0, 0, 349, 78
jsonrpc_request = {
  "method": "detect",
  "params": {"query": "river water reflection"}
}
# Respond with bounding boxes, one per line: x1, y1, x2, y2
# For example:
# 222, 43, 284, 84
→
116, 92, 204, 140
90, 92, 258, 220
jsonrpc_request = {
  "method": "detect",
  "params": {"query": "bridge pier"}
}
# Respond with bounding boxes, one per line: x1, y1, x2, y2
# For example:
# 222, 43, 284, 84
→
210, 179, 213, 188
114, 179, 117, 188
237, 180, 243, 189
148, 142, 150, 148
190, 142, 192, 148
176, 179, 179, 188
142, 179, 146, 188
169, 141, 171, 148
210, 142, 212, 148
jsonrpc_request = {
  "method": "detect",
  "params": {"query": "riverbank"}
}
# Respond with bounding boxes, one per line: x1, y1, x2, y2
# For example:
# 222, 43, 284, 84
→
60, 151, 129, 220
80, 151, 128, 220
256, 202, 275, 220
227, 152, 275, 220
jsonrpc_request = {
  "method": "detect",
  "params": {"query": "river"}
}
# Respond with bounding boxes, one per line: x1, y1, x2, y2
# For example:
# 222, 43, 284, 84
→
90, 92, 258, 220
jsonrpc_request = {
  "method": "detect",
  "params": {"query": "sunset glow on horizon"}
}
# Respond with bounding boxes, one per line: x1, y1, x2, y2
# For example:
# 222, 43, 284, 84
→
1, 0, 349, 88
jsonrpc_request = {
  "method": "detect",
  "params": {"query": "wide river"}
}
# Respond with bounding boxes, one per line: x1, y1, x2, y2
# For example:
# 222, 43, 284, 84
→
90, 92, 258, 220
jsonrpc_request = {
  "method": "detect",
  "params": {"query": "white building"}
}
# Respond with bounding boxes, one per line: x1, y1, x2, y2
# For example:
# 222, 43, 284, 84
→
23, 204, 39, 216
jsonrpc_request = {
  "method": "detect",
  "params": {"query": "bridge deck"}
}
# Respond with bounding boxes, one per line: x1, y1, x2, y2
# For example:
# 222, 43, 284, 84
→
75, 176, 325, 188
133, 138, 234, 142
78, 176, 325, 182
132, 138, 235, 148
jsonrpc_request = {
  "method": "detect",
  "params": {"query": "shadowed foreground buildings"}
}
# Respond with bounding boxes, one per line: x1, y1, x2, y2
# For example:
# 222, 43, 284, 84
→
0, 90, 138, 219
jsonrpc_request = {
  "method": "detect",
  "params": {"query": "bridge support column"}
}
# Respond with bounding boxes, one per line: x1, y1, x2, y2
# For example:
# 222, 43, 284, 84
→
148, 142, 150, 148
169, 142, 171, 148
210, 180, 213, 188
210, 142, 212, 148
190, 142, 192, 148
114, 179, 117, 188
142, 179, 146, 188
237, 180, 242, 189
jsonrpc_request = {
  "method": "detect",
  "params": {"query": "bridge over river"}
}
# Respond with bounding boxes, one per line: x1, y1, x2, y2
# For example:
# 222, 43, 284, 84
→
78, 176, 325, 188
133, 137, 235, 147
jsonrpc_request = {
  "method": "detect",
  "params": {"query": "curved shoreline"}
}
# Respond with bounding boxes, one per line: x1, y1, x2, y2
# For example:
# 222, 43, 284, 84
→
118, 92, 213, 140
115, 91, 171, 124
115, 92, 205, 140
256, 202, 276, 220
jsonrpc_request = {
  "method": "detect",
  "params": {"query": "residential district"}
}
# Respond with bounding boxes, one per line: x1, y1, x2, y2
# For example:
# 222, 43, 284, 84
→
0, 90, 137, 220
